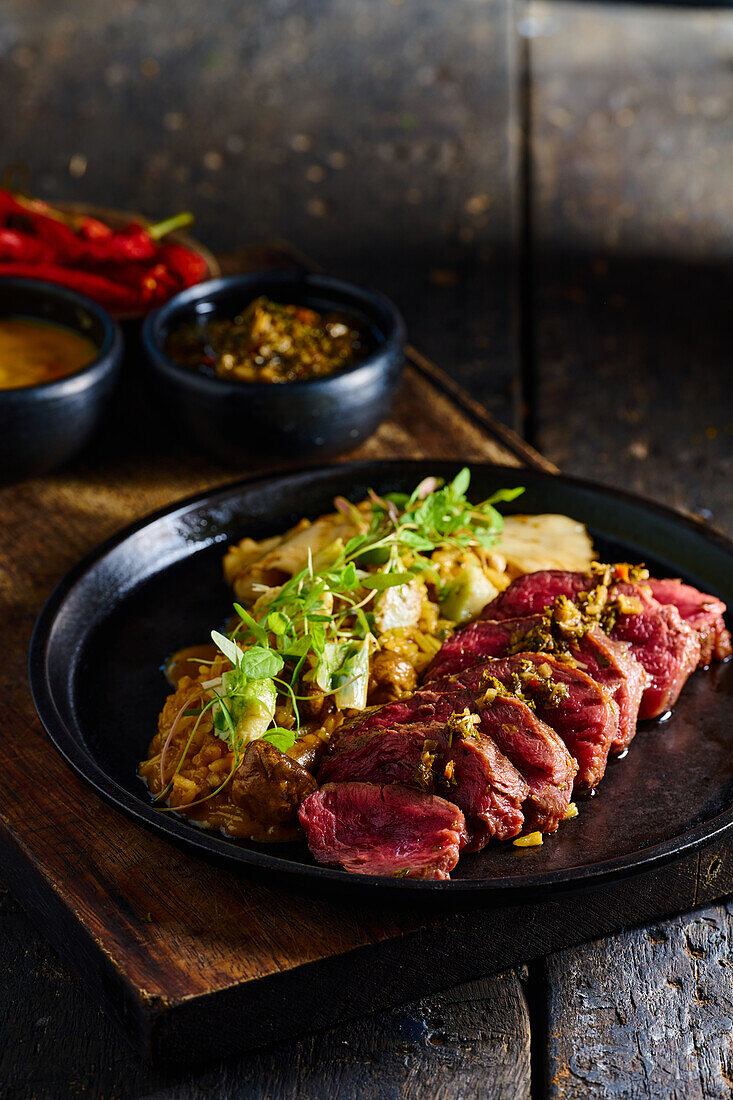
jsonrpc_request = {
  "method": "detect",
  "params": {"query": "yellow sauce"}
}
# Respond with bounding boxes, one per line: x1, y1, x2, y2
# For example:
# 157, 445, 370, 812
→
0, 317, 99, 390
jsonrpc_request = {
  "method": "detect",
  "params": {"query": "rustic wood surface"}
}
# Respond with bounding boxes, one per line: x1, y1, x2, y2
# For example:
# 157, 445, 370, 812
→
1, 0, 521, 429
1, 0, 733, 1095
0, 870, 532, 1098
545, 902, 733, 1099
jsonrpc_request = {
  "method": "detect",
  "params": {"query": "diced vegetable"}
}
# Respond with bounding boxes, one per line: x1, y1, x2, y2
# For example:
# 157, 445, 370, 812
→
333, 639, 372, 710
439, 561, 499, 624
215, 671, 277, 748
373, 578, 423, 632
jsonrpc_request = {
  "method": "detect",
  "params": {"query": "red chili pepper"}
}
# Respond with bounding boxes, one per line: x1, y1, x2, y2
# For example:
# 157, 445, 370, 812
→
0, 228, 53, 263
138, 261, 179, 302
77, 215, 114, 241
91, 259, 161, 290
157, 242, 208, 287
0, 192, 206, 312
102, 223, 157, 263
28, 214, 85, 263
0, 262, 143, 309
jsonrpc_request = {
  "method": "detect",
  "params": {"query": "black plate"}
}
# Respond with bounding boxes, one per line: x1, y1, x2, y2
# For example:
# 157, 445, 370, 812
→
29, 461, 733, 900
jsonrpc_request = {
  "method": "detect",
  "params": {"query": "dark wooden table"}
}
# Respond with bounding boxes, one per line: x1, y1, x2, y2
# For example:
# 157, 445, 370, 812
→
2, 2, 732, 1096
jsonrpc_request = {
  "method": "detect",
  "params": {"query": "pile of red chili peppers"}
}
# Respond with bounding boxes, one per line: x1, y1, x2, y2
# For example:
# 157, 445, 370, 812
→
0, 190, 209, 314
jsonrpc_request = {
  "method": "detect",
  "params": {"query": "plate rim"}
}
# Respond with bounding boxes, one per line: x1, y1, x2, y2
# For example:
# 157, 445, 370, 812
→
29, 459, 733, 898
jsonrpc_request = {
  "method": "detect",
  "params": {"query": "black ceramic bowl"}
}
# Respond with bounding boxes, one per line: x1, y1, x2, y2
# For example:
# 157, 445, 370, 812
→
142, 271, 406, 463
0, 278, 123, 483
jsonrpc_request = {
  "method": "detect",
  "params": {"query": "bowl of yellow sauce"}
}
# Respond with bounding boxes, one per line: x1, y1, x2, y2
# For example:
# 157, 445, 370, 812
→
0, 279, 123, 483
0, 317, 99, 390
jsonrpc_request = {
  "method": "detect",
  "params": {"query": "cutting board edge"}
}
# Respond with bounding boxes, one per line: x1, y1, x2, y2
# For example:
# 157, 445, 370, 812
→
4, 803, 731, 1067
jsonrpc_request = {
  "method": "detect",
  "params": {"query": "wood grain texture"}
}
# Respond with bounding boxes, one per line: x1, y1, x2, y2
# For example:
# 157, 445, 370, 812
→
3, 245, 729, 1069
545, 902, 733, 1099
0, 239, 541, 1067
0, 879, 530, 1099
1, 0, 731, 1090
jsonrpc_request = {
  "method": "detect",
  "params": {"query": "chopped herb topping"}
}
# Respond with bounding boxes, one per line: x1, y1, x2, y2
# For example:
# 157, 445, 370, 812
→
477, 675, 517, 708
415, 739, 438, 791
479, 661, 569, 711
589, 561, 649, 586
507, 563, 647, 658
445, 707, 482, 745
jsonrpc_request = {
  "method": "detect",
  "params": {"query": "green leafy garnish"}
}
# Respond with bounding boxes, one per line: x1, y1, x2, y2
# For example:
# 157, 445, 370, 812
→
239, 645, 284, 680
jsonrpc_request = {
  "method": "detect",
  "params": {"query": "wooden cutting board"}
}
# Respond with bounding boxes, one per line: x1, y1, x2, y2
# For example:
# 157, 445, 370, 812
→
1, 244, 730, 1067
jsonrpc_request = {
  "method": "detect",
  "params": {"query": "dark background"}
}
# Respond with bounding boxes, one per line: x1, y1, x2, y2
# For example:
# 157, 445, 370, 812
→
2, 0, 733, 1096
3, 0, 519, 426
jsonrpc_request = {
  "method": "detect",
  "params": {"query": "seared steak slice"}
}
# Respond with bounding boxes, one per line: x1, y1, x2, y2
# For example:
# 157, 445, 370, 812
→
328, 691, 471, 756
480, 568, 658, 623
472, 696, 576, 832
649, 578, 732, 666
426, 616, 646, 754
322, 705, 528, 848
443, 734, 528, 849
319, 725, 438, 791
569, 631, 646, 753
479, 569, 701, 720
350, 686, 578, 832
298, 782, 468, 879
323, 679, 572, 839
481, 569, 588, 620
430, 653, 617, 789
612, 602, 700, 719
426, 617, 535, 681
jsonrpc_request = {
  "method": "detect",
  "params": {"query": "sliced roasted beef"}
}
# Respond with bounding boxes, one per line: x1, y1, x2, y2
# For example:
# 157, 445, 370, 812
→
322, 681, 572, 840
319, 725, 436, 790
426, 616, 535, 681
298, 782, 468, 879
568, 631, 646, 752
612, 602, 700, 719
321, 700, 528, 848
442, 734, 528, 848
479, 568, 656, 622
429, 653, 617, 789
327, 691, 470, 756
649, 578, 732, 666
471, 696, 576, 831
425, 616, 646, 754
352, 685, 577, 832
478, 569, 701, 720
480, 569, 588, 620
